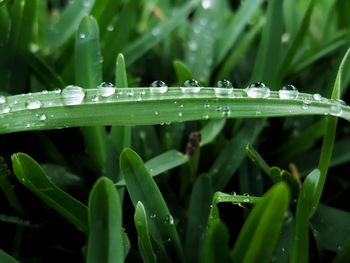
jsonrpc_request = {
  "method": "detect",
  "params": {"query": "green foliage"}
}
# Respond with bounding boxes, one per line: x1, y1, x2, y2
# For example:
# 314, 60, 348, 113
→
1, 0, 350, 262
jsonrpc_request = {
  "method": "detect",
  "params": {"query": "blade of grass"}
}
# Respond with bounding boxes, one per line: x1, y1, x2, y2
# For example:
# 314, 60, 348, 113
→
123, 0, 199, 66
185, 174, 212, 262
11, 153, 88, 234
173, 60, 192, 86
75, 15, 108, 177
121, 148, 184, 262
87, 177, 123, 263
290, 169, 320, 263
2, 88, 350, 134
0, 249, 19, 263
311, 46, 350, 216
46, 0, 95, 51
116, 150, 188, 187
251, 0, 283, 88
230, 182, 290, 263
200, 119, 225, 147
215, 0, 264, 66
134, 202, 157, 263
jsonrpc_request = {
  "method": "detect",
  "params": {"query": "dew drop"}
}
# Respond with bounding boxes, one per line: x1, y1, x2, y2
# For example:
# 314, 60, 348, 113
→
329, 101, 342, 116
178, 112, 183, 117
215, 80, 234, 96
202, 0, 213, 9
246, 82, 270, 98
54, 88, 61, 94
61, 85, 85, 106
154, 111, 159, 116
36, 113, 46, 122
164, 215, 174, 225
91, 95, 99, 102
98, 82, 115, 97
126, 89, 134, 96
107, 24, 114, 32
79, 33, 86, 39
0, 95, 6, 104
1, 104, 10, 114
150, 213, 157, 219
41, 90, 48, 94
313, 93, 322, 101
203, 114, 209, 119
302, 99, 311, 109
26, 100, 42, 109
149, 80, 168, 94
181, 79, 201, 93
278, 84, 298, 99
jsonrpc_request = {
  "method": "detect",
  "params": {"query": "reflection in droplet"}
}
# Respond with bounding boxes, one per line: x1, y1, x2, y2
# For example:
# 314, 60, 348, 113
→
150, 80, 168, 94
181, 79, 201, 93
246, 82, 270, 98
215, 80, 234, 96
279, 84, 298, 99
26, 100, 42, 109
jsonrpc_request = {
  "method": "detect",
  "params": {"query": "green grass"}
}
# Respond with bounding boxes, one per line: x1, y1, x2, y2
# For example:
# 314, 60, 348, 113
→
1, 0, 350, 262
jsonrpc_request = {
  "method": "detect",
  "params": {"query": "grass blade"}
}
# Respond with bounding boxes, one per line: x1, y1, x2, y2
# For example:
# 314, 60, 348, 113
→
134, 202, 157, 263
123, 0, 198, 66
11, 153, 88, 234
0, 249, 19, 263
76, 15, 108, 176
251, 0, 283, 88
312, 46, 350, 216
46, 0, 95, 51
87, 177, 123, 263
230, 182, 290, 263
185, 174, 212, 262
290, 169, 320, 263
200, 119, 225, 147
121, 148, 184, 262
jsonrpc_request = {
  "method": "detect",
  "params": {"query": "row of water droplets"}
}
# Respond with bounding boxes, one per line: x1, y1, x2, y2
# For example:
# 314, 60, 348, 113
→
0, 80, 348, 125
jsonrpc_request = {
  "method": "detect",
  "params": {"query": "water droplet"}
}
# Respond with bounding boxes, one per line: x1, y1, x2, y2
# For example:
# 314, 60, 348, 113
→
79, 33, 86, 39
246, 82, 270, 98
61, 85, 85, 106
243, 198, 250, 202
221, 106, 231, 117
243, 193, 250, 196
188, 41, 198, 51
215, 80, 234, 96
98, 82, 115, 97
150, 80, 168, 94
164, 215, 174, 225
181, 79, 201, 93
0, 96, 6, 104
204, 102, 210, 108
54, 88, 61, 93
302, 99, 311, 109
313, 93, 322, 101
107, 24, 114, 31
36, 113, 46, 122
0, 104, 10, 113
336, 99, 347, 106
41, 90, 48, 94
83, 1, 91, 8
127, 89, 134, 96
150, 213, 156, 219
26, 100, 42, 109
279, 84, 298, 99
151, 27, 161, 36
154, 111, 159, 116
91, 95, 99, 102
201, 0, 213, 9
329, 101, 342, 116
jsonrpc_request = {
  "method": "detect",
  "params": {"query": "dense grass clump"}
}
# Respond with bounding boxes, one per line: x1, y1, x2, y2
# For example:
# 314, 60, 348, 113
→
1, 0, 350, 262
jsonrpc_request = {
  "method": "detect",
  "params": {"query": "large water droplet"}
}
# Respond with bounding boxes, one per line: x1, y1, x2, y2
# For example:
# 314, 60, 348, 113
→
150, 80, 168, 94
0, 96, 6, 104
0, 104, 10, 114
26, 100, 42, 109
61, 85, 85, 106
181, 79, 201, 93
279, 84, 298, 99
215, 80, 234, 96
98, 82, 115, 97
246, 82, 270, 98
329, 101, 342, 116
313, 93, 322, 101
36, 113, 47, 122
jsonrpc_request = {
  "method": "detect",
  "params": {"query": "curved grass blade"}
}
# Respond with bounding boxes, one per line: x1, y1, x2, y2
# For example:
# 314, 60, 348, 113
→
185, 174, 212, 262
245, 143, 270, 175
11, 153, 88, 234
87, 177, 123, 263
134, 202, 156, 263
251, 0, 283, 88
290, 169, 320, 263
1, 88, 350, 134
123, 0, 198, 66
46, 0, 95, 51
200, 119, 225, 147
0, 249, 19, 263
173, 60, 192, 86
121, 148, 184, 262
311, 46, 350, 216
76, 16, 108, 176
230, 182, 290, 263
116, 150, 188, 187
